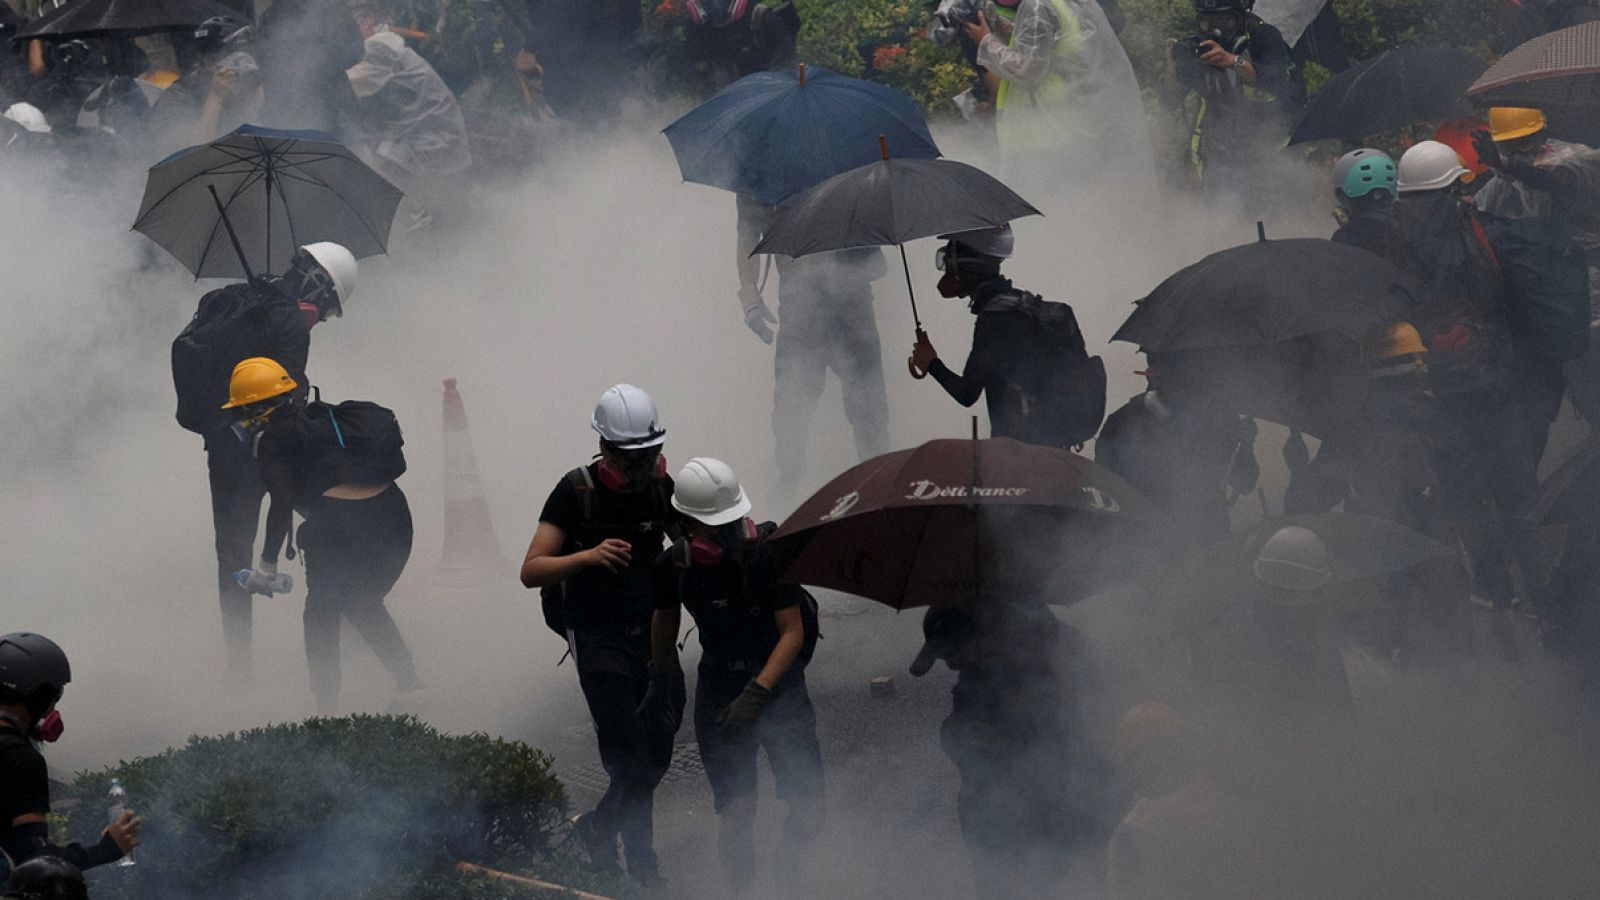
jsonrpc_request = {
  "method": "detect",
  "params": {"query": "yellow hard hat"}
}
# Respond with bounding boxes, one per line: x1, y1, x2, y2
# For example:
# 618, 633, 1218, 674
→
1489, 107, 1547, 143
1366, 322, 1427, 363
221, 357, 297, 409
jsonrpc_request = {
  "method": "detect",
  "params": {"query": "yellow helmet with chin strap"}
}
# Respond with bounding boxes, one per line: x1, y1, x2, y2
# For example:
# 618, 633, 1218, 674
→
221, 357, 297, 409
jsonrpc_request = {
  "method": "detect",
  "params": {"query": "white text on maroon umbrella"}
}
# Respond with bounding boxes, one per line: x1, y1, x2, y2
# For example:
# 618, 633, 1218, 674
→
905, 481, 1030, 500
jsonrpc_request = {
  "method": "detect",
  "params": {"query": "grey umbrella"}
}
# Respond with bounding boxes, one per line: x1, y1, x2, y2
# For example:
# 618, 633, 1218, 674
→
134, 125, 403, 280
751, 153, 1040, 347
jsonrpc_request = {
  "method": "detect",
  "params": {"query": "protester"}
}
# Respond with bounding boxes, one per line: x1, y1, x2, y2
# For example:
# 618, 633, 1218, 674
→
148, 16, 261, 147
1392, 141, 1548, 617
1473, 107, 1600, 425
680, 0, 801, 95
1330, 147, 1403, 264
911, 602, 1112, 898
1161, 0, 1295, 198
961, 0, 1154, 185
910, 225, 1107, 447
737, 195, 890, 498
1096, 363, 1259, 546
648, 458, 824, 896
225, 358, 424, 711
0, 634, 140, 873
519, 384, 679, 887
347, 0, 472, 231
525, 0, 643, 119
171, 242, 356, 686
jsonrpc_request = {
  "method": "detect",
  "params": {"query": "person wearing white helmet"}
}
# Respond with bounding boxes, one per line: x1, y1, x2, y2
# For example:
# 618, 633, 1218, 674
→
910, 224, 1107, 447
1392, 141, 1550, 622
170, 238, 357, 687
646, 458, 823, 895
520, 384, 679, 887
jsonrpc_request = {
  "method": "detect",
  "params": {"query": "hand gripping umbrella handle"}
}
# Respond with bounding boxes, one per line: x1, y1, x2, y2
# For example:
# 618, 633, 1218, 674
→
908, 327, 929, 380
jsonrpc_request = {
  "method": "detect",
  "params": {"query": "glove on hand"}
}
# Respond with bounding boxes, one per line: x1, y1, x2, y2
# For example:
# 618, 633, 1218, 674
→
634, 665, 681, 720
740, 289, 777, 344
1470, 129, 1502, 171
718, 679, 774, 732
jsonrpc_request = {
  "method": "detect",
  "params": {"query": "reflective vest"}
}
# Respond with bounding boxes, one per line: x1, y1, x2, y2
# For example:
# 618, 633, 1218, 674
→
994, 0, 1086, 156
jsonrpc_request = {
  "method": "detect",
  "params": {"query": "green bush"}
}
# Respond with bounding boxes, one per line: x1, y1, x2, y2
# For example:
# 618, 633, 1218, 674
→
59, 716, 599, 900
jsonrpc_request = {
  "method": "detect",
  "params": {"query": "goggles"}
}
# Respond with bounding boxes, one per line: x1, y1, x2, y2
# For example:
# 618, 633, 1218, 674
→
291, 251, 341, 316
230, 402, 283, 442
935, 244, 960, 272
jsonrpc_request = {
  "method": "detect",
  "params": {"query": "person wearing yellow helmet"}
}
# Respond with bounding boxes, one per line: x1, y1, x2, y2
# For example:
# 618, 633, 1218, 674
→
224, 358, 422, 712
1474, 106, 1600, 426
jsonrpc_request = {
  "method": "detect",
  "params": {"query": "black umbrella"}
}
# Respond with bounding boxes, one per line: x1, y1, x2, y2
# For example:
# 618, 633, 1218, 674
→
20, 0, 242, 39
1288, 47, 1485, 145
1113, 238, 1419, 352
1113, 237, 1420, 433
751, 154, 1040, 338
134, 125, 403, 280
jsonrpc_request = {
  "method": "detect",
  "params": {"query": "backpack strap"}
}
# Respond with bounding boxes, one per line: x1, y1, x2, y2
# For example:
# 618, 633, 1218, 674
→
566, 465, 595, 530
1465, 209, 1506, 289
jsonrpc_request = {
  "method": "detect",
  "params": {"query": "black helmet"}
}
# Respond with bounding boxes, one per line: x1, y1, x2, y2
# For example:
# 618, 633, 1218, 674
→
4, 857, 88, 900
193, 16, 251, 54
1192, 0, 1251, 12
0, 633, 71, 703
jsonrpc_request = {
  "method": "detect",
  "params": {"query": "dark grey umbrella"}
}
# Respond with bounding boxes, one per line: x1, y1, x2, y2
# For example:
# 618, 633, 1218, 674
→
20, 0, 242, 39
751, 155, 1040, 338
134, 125, 402, 280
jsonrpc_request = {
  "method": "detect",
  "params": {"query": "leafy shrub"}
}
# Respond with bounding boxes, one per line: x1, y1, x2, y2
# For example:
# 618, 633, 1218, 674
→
59, 716, 588, 900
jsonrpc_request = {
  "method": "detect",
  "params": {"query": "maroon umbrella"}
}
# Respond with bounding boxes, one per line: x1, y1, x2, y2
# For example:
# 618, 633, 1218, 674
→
772, 437, 1154, 610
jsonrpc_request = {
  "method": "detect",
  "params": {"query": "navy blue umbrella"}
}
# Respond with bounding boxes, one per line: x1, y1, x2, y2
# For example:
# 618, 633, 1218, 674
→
663, 63, 940, 206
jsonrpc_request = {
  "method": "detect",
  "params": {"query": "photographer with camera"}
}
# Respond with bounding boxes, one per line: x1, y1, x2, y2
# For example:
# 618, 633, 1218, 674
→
1161, 0, 1293, 199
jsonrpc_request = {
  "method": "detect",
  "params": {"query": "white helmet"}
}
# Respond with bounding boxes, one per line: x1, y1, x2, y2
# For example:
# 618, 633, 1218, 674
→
592, 384, 666, 448
671, 457, 752, 526
299, 242, 358, 309
938, 224, 1014, 259
1252, 525, 1332, 598
1396, 141, 1470, 194
3, 102, 51, 134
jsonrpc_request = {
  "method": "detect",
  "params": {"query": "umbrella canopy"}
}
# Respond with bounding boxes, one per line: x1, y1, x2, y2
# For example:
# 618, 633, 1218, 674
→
20, 0, 242, 39
663, 64, 940, 207
1187, 513, 1456, 591
751, 157, 1040, 258
134, 125, 403, 280
772, 437, 1155, 609
1468, 20, 1600, 112
1113, 239, 1419, 352
1289, 47, 1484, 145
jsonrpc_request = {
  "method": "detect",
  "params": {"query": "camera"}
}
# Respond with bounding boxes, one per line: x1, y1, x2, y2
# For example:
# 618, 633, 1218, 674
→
929, 0, 983, 46
1170, 28, 1246, 85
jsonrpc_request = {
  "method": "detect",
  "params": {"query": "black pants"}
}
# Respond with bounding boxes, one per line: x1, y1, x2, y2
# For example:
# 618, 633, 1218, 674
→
206, 435, 266, 671
571, 626, 676, 879
299, 486, 419, 709
694, 661, 824, 894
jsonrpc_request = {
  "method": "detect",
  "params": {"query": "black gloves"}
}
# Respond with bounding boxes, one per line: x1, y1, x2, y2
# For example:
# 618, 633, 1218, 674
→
718, 679, 774, 732
635, 666, 686, 734
1470, 129, 1501, 171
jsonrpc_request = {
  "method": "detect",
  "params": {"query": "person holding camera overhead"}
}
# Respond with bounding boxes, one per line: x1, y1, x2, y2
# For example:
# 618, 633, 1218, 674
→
1160, 0, 1295, 200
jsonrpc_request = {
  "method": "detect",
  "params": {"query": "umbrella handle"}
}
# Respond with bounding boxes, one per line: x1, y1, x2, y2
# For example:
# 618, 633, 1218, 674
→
207, 184, 256, 282
909, 327, 929, 380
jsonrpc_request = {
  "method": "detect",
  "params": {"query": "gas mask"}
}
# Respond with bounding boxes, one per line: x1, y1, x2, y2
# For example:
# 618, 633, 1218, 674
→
231, 401, 284, 443
285, 252, 340, 320
688, 517, 758, 566
35, 710, 64, 743
597, 446, 667, 492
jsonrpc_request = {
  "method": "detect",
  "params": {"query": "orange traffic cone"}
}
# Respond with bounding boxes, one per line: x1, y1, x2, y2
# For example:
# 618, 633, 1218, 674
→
438, 378, 512, 585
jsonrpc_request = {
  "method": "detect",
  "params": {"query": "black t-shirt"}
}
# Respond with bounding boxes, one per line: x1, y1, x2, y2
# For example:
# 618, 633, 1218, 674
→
539, 464, 675, 629
0, 725, 51, 836
656, 536, 803, 664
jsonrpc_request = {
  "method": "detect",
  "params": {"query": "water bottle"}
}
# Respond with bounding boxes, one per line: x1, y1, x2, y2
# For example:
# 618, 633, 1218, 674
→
108, 778, 136, 867
232, 569, 294, 594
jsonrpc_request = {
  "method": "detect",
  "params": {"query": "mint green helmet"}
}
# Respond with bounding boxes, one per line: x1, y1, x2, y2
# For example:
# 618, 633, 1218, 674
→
1333, 148, 1397, 200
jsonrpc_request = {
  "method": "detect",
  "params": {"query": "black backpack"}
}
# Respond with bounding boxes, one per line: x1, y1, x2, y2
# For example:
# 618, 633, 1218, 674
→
1484, 215, 1592, 362
982, 291, 1108, 447
540, 466, 673, 638
171, 282, 278, 435
290, 394, 407, 497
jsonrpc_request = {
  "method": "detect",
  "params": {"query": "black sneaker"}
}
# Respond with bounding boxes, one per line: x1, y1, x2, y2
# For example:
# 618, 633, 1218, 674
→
570, 812, 618, 872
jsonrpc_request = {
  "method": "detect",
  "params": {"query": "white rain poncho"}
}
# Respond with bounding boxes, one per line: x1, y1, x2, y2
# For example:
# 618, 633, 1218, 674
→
975, 0, 1155, 186
346, 28, 471, 181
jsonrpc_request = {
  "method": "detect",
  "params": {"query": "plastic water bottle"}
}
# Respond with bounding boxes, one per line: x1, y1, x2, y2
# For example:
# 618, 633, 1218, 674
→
232, 569, 294, 594
108, 778, 136, 867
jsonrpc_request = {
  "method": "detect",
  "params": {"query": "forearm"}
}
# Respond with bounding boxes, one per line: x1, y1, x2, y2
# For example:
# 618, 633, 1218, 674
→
3, 822, 123, 871
518, 552, 590, 588
650, 608, 682, 670
194, 94, 225, 143
976, 32, 1049, 83
928, 359, 984, 406
755, 628, 803, 690
260, 492, 292, 565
